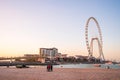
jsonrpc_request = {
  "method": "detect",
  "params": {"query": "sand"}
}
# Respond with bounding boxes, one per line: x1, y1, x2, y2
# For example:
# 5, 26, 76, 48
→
0, 66, 120, 80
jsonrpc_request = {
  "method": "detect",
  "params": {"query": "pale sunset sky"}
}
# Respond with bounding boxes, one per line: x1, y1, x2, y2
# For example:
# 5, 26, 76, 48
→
0, 0, 120, 61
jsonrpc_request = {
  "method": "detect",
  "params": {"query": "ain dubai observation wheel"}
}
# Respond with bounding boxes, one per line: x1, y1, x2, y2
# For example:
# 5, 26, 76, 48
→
85, 17, 105, 61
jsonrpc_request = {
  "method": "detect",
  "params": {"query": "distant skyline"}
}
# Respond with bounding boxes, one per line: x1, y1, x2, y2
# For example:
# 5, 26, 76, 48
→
0, 0, 120, 61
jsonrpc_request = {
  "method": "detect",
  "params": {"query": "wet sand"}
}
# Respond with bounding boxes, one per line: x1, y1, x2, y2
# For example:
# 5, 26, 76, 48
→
0, 66, 120, 80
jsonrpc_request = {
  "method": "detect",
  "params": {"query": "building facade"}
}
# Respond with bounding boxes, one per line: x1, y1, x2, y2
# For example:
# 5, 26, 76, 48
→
39, 48, 58, 59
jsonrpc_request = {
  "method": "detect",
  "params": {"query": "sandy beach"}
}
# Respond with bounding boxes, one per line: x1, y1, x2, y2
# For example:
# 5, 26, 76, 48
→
0, 66, 120, 80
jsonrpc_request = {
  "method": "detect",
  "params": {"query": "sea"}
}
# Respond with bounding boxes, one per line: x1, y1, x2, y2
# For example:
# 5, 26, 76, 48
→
0, 62, 120, 69
53, 63, 120, 69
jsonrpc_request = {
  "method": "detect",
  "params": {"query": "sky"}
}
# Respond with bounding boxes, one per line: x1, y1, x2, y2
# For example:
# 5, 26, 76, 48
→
0, 0, 120, 61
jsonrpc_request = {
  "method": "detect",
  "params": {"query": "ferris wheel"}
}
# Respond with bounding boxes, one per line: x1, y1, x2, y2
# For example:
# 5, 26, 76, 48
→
85, 17, 105, 61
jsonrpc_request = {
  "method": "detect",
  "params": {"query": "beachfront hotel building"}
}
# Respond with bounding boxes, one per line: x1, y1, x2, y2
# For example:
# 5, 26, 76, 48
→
39, 47, 58, 59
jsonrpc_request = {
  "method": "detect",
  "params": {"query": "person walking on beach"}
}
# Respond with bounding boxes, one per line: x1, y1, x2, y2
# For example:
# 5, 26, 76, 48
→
51, 64, 53, 71
47, 64, 53, 72
47, 64, 51, 72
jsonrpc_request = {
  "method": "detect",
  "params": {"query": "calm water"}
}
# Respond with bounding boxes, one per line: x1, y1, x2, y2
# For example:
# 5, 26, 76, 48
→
53, 64, 120, 69
0, 64, 119, 69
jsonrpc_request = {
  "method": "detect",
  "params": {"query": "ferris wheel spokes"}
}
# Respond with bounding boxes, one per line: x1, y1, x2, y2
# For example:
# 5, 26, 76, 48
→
85, 17, 105, 61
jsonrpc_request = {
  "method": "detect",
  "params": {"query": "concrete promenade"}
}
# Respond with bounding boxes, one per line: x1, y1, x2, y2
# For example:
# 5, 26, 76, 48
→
0, 66, 120, 80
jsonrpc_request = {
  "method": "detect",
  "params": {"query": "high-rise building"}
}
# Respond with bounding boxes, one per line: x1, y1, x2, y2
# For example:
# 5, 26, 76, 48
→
39, 48, 58, 59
